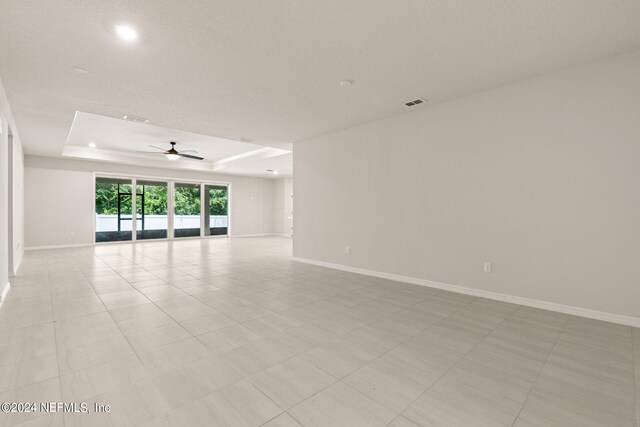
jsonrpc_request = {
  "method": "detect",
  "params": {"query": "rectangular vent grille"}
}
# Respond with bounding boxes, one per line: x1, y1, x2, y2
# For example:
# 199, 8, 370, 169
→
404, 98, 425, 107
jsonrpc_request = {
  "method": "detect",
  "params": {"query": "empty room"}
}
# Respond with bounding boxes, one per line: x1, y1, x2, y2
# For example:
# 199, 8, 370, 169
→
1, 1, 639, 426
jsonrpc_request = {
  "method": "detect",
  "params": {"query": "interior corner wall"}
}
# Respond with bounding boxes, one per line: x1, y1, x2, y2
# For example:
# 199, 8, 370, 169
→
272, 178, 293, 236
284, 178, 293, 236
293, 49, 640, 320
9, 132, 24, 275
0, 117, 8, 293
24, 156, 282, 248
1, 77, 25, 296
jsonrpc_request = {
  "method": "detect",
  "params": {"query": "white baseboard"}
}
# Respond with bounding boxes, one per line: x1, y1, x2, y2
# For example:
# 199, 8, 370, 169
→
25, 243, 93, 251
26, 235, 289, 249
292, 256, 640, 328
0, 282, 10, 309
11, 249, 23, 277
231, 234, 278, 238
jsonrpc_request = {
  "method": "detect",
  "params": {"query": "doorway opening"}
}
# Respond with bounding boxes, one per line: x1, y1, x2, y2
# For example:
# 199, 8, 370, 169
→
204, 185, 228, 236
95, 177, 134, 242
136, 181, 168, 240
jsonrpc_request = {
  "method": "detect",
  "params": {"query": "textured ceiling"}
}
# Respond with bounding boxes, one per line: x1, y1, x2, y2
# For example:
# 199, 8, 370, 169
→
1, 0, 640, 159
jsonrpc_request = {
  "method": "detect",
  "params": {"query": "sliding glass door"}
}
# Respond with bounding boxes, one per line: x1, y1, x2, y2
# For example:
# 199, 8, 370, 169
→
136, 181, 168, 240
174, 182, 201, 238
95, 176, 229, 242
204, 185, 228, 236
95, 178, 133, 242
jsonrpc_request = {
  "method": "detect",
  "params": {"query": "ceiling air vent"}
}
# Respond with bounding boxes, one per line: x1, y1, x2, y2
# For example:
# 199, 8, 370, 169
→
404, 98, 426, 107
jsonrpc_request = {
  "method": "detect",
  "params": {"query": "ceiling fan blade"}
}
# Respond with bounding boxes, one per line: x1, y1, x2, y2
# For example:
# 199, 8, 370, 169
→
179, 153, 205, 160
148, 145, 168, 151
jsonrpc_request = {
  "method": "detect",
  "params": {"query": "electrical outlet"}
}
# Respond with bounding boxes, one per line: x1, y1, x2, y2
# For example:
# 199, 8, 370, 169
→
345, 246, 351, 254
483, 262, 492, 273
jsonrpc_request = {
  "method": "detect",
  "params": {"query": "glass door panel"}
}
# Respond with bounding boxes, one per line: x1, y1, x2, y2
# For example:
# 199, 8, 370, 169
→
174, 182, 201, 237
137, 181, 168, 240
204, 185, 228, 236
95, 178, 133, 242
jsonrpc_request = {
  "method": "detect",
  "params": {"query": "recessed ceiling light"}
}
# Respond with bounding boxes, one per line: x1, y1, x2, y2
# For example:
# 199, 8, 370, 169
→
123, 115, 149, 124
88, 142, 97, 148
340, 80, 354, 87
115, 25, 138, 41
267, 169, 278, 174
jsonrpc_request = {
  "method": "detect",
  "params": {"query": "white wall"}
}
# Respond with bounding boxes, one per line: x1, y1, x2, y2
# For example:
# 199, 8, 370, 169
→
10, 133, 24, 274
284, 178, 293, 236
24, 156, 280, 248
0, 116, 7, 296
272, 178, 293, 236
294, 49, 640, 321
0, 77, 25, 302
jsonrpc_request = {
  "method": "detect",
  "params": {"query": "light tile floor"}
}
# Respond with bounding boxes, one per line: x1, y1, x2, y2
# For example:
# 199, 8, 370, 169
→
0, 237, 638, 426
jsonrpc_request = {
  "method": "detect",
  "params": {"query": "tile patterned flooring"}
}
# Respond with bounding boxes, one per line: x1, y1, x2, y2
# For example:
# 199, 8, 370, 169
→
0, 237, 638, 426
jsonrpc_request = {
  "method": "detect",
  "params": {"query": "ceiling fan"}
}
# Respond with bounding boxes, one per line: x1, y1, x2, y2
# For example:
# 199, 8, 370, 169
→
143, 141, 204, 161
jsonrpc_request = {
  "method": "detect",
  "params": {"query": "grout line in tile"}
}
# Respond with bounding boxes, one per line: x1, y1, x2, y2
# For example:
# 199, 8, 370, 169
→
510, 314, 571, 426
47, 249, 67, 427
397, 303, 542, 424
631, 327, 639, 425
283, 294, 480, 418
